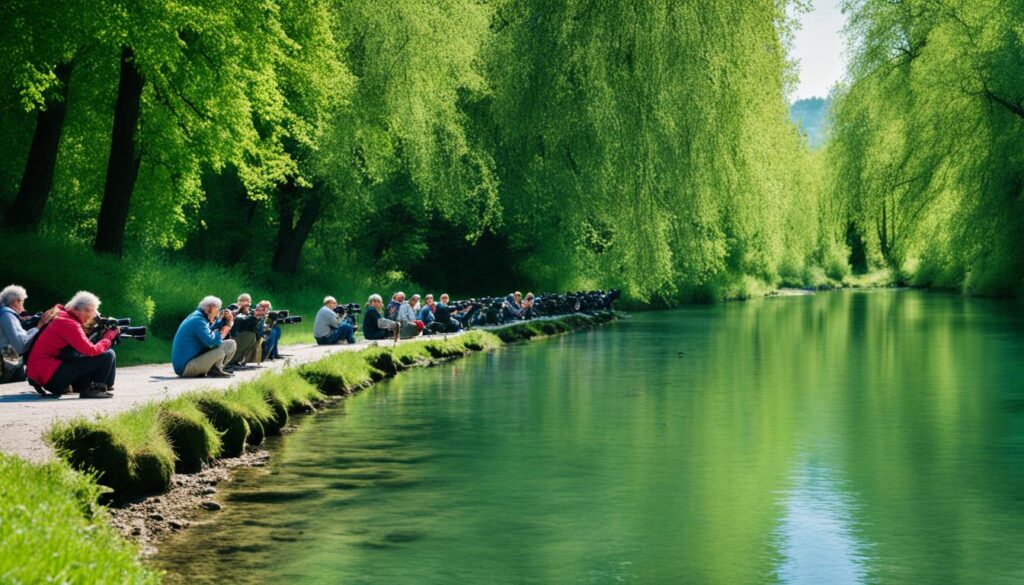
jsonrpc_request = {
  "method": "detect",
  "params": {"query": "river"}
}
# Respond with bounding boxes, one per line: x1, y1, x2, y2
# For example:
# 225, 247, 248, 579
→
153, 290, 1024, 584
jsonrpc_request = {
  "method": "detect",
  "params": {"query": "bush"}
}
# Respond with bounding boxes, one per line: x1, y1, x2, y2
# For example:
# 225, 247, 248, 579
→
0, 454, 159, 583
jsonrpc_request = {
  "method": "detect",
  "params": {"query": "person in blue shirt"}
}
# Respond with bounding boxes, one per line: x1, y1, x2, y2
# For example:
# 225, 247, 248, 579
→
171, 296, 237, 378
257, 300, 283, 360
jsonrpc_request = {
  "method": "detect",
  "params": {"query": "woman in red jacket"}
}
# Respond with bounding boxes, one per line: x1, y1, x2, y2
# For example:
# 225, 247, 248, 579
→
26, 291, 119, 398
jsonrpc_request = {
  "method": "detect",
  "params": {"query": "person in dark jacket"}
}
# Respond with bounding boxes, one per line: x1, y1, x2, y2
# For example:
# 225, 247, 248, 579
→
25, 291, 118, 398
363, 294, 399, 341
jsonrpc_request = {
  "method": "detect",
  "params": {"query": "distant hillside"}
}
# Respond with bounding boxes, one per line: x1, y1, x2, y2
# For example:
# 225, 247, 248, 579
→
790, 97, 831, 149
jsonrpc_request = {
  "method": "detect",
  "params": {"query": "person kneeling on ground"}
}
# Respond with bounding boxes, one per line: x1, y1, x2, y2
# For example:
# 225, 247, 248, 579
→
258, 300, 283, 360
25, 291, 118, 398
503, 291, 524, 323
172, 296, 236, 378
227, 293, 266, 366
363, 294, 400, 341
0, 284, 57, 383
314, 296, 356, 345
397, 294, 424, 339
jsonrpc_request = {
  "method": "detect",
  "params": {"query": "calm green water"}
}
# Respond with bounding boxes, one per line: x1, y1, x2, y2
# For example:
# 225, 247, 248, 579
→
154, 291, 1024, 584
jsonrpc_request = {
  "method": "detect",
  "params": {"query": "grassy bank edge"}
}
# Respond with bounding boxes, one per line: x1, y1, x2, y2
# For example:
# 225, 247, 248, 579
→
1, 313, 618, 583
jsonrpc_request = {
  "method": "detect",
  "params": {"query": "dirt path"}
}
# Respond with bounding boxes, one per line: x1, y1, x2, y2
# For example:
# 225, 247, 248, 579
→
0, 335, 452, 463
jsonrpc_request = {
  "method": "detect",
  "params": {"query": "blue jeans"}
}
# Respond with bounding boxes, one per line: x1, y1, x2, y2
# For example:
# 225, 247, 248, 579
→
315, 323, 355, 345
262, 326, 282, 359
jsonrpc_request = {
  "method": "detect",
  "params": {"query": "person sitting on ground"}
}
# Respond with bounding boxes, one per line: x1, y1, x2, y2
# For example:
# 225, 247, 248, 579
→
259, 300, 283, 360
0, 285, 57, 383
172, 295, 236, 378
419, 294, 437, 326
430, 293, 462, 333
227, 293, 265, 366
314, 296, 356, 345
396, 294, 424, 338
503, 290, 525, 323
25, 291, 118, 398
521, 292, 536, 319
386, 292, 404, 320
363, 294, 400, 341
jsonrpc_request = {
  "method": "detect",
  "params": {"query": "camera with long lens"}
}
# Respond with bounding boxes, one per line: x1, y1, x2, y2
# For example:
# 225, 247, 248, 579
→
267, 310, 302, 326
333, 303, 361, 316
92, 315, 146, 342
19, 310, 43, 329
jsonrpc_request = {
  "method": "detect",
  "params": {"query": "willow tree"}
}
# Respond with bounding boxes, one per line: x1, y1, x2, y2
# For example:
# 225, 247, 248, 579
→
296, 0, 500, 274
485, 0, 816, 301
832, 0, 1024, 294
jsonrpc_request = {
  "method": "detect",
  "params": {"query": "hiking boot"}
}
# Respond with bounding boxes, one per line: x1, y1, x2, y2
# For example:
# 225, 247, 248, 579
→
81, 383, 113, 399
208, 367, 234, 378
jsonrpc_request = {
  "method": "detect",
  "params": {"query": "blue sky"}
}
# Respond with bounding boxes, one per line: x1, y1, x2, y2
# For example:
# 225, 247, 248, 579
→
789, 0, 848, 101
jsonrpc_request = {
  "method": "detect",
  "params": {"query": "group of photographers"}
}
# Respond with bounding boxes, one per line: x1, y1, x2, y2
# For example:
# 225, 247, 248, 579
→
1, 285, 119, 398
1, 282, 620, 398
172, 293, 289, 379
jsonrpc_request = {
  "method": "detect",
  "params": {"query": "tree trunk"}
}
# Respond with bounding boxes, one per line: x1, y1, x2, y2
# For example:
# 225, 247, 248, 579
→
271, 181, 323, 274
6, 62, 73, 231
94, 47, 144, 256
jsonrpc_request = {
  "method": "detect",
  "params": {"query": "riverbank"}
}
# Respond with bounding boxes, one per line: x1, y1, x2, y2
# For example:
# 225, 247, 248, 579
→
0, 313, 618, 583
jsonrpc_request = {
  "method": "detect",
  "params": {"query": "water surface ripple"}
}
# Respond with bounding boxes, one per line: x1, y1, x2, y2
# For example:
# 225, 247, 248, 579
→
154, 291, 1024, 584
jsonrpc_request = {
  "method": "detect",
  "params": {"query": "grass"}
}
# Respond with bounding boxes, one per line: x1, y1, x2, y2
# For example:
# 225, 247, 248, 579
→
0, 454, 160, 584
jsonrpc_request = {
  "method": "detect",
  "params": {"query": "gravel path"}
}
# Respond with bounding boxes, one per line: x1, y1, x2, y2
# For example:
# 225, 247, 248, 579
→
0, 335, 451, 463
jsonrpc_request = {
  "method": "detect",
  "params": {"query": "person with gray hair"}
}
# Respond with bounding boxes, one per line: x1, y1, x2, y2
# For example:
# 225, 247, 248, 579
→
314, 295, 356, 345
362, 293, 399, 341
0, 284, 57, 383
25, 290, 118, 398
171, 295, 237, 377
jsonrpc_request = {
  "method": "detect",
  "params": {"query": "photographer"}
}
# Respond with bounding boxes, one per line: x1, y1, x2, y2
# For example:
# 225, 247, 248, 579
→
227, 293, 266, 366
419, 294, 436, 325
521, 292, 536, 319
396, 294, 424, 338
0, 285, 57, 383
502, 291, 524, 323
314, 296, 356, 345
363, 294, 400, 341
171, 296, 236, 378
25, 291, 118, 398
259, 300, 283, 360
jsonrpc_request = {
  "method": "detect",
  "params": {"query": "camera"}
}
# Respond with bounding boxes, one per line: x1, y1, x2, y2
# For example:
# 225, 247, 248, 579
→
267, 310, 302, 326
19, 310, 42, 329
333, 303, 361, 316
92, 315, 146, 342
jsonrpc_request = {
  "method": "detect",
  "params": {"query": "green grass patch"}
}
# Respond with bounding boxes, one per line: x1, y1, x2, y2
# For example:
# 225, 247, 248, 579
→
0, 454, 160, 583
49, 405, 175, 500
160, 396, 221, 473
298, 351, 383, 395
194, 395, 251, 458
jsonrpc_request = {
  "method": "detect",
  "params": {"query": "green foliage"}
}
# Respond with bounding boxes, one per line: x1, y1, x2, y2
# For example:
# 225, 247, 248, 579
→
829, 0, 1024, 296
0, 454, 160, 584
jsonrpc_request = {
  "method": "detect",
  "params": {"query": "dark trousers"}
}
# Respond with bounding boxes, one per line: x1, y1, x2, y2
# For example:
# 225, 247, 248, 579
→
45, 350, 116, 393
315, 323, 356, 345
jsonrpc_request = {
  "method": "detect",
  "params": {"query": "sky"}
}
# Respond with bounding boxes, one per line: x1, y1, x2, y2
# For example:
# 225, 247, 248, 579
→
789, 0, 848, 101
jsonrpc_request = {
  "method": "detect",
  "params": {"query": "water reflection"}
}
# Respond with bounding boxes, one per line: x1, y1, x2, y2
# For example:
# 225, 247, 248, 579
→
154, 291, 1024, 584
